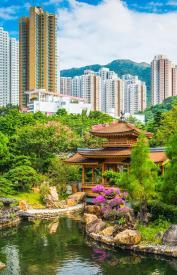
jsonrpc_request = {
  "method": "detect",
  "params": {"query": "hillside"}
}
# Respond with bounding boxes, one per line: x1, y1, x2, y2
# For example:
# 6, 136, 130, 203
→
61, 59, 151, 102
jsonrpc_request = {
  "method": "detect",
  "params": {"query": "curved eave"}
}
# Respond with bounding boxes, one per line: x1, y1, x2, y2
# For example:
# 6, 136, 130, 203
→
90, 130, 153, 139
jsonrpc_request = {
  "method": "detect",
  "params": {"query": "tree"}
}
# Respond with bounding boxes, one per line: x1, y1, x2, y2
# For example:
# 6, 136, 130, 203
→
128, 134, 158, 223
0, 132, 11, 173
14, 121, 80, 172
5, 165, 39, 192
161, 132, 177, 205
47, 157, 81, 196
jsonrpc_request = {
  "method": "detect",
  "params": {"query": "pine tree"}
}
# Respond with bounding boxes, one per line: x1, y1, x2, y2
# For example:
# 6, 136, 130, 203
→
128, 133, 158, 223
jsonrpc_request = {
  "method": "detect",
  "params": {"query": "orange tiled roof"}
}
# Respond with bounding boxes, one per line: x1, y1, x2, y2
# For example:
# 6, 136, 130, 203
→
149, 152, 168, 163
66, 150, 167, 164
90, 121, 152, 138
65, 153, 99, 164
79, 148, 131, 158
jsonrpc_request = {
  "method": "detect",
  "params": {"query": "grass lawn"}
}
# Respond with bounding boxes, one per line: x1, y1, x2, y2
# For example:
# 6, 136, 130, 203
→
9, 192, 45, 209
137, 219, 170, 244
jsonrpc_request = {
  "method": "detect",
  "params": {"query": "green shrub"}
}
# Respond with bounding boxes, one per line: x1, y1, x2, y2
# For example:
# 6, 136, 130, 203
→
133, 200, 177, 223
0, 177, 15, 196
5, 165, 39, 192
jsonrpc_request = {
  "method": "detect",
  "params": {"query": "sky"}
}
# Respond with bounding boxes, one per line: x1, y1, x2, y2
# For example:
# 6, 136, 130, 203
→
1, 0, 177, 69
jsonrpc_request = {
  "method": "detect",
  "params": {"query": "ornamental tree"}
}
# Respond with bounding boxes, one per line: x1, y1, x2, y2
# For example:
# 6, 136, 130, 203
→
161, 132, 177, 205
128, 133, 158, 223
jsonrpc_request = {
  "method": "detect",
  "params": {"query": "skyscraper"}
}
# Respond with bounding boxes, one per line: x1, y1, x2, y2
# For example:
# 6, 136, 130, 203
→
105, 78, 124, 117
19, 6, 58, 108
60, 77, 72, 96
122, 74, 146, 115
0, 27, 19, 107
151, 55, 173, 105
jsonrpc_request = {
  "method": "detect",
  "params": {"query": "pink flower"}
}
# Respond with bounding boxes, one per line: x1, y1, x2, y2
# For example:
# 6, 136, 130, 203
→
109, 197, 124, 207
92, 185, 105, 193
118, 206, 130, 213
93, 195, 105, 204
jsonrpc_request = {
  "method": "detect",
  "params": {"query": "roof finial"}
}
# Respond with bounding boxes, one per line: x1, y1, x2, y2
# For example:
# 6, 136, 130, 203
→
120, 111, 125, 122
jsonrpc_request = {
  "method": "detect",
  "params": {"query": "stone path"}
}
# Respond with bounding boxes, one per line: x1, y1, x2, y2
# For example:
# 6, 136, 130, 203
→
19, 203, 84, 219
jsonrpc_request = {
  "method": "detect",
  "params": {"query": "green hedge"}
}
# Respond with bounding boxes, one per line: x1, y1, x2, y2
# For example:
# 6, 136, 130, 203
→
148, 201, 177, 222
133, 201, 177, 223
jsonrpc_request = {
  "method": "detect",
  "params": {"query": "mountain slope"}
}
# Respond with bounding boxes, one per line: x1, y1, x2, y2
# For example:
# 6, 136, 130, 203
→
60, 59, 151, 102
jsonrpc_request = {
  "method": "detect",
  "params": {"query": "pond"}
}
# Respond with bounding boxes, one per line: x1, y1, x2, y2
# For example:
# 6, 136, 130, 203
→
0, 215, 177, 275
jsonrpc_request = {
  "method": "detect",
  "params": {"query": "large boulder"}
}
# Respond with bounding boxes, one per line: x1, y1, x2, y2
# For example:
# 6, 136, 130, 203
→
114, 229, 141, 246
87, 219, 106, 234
84, 213, 98, 224
0, 262, 6, 270
101, 226, 115, 237
85, 205, 101, 216
19, 200, 29, 211
162, 225, 177, 245
66, 198, 78, 207
84, 213, 106, 234
45, 186, 59, 208
68, 192, 86, 204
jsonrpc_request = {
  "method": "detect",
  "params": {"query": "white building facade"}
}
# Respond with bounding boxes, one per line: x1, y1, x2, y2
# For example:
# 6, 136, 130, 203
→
122, 74, 146, 115
151, 55, 177, 105
26, 89, 91, 115
0, 27, 19, 107
60, 77, 72, 96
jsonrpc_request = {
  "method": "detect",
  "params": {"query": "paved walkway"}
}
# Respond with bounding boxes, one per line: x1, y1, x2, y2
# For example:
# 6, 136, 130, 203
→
19, 203, 84, 218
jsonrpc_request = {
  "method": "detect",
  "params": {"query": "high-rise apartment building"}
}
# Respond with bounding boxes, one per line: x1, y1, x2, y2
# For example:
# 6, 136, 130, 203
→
122, 74, 146, 115
72, 76, 82, 98
19, 6, 58, 108
151, 55, 176, 105
105, 78, 124, 117
60, 77, 72, 95
0, 27, 19, 107
10, 38, 19, 105
81, 70, 100, 111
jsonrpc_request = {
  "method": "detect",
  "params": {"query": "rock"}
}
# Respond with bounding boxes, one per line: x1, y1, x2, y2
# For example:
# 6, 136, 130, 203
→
66, 198, 78, 207
114, 229, 141, 246
84, 213, 106, 233
19, 200, 29, 211
101, 226, 115, 237
84, 213, 98, 224
48, 186, 59, 201
0, 262, 6, 270
162, 225, 177, 245
57, 200, 67, 209
68, 192, 86, 204
155, 231, 163, 240
45, 186, 59, 208
85, 205, 101, 216
87, 219, 106, 234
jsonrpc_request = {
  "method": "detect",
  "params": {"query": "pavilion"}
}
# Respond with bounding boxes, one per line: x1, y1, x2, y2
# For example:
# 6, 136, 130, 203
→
66, 120, 168, 196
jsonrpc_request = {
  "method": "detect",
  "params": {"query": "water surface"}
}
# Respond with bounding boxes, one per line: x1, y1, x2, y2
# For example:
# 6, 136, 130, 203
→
0, 216, 177, 275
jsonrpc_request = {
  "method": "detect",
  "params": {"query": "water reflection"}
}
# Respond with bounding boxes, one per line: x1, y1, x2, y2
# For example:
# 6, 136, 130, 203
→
0, 216, 177, 275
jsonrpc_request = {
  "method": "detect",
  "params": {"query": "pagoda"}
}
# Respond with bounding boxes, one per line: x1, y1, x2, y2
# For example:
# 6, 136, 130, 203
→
66, 120, 167, 196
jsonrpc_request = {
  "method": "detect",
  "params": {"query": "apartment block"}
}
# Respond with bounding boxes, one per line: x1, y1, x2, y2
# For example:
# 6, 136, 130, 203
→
122, 74, 146, 115
19, 6, 58, 108
0, 27, 19, 107
151, 55, 175, 105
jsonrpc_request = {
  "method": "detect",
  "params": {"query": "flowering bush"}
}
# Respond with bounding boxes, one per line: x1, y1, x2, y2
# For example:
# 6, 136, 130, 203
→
92, 185, 105, 193
92, 184, 130, 220
93, 195, 105, 204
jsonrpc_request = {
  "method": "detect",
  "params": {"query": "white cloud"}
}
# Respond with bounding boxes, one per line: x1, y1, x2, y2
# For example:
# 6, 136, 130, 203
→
0, 5, 19, 20
57, 0, 177, 69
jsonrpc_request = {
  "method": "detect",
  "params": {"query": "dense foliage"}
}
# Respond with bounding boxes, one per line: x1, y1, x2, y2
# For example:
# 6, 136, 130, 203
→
0, 106, 113, 196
